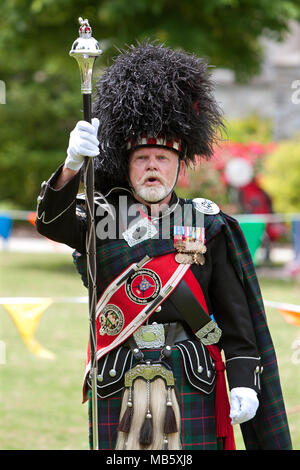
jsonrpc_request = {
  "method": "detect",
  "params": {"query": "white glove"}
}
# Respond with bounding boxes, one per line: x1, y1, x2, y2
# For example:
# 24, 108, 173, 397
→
230, 387, 259, 425
65, 118, 100, 171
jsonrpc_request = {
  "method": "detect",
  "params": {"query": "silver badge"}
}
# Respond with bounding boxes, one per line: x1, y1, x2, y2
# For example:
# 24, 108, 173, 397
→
122, 218, 158, 247
195, 320, 222, 345
193, 198, 220, 215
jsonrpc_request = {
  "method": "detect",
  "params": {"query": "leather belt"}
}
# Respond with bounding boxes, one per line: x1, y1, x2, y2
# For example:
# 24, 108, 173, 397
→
127, 322, 190, 355
167, 279, 222, 345
127, 278, 222, 350
164, 322, 191, 343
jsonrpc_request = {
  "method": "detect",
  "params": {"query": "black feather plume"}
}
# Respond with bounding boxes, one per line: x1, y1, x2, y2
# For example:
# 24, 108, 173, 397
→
92, 41, 224, 192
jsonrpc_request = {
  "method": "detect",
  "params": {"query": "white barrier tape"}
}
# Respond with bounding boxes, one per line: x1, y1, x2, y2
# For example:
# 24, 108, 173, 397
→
0, 296, 88, 304
235, 214, 300, 223
0, 297, 299, 313
0, 210, 33, 221
264, 300, 300, 313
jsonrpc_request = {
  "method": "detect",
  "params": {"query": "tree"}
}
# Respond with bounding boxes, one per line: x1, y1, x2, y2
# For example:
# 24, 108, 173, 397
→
261, 138, 300, 214
0, 0, 299, 208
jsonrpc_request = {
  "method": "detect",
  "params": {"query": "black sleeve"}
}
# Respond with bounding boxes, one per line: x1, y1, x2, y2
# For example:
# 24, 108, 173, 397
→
208, 230, 263, 393
35, 164, 86, 254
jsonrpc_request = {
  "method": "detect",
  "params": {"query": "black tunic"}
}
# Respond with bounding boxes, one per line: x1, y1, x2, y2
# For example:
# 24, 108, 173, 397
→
36, 164, 261, 393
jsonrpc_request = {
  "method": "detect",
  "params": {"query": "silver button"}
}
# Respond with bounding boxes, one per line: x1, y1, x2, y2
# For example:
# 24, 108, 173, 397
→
155, 306, 162, 312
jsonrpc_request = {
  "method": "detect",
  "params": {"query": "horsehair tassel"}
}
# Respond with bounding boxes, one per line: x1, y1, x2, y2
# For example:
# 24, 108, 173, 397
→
139, 413, 153, 446
118, 387, 133, 433
163, 386, 178, 434
139, 380, 153, 446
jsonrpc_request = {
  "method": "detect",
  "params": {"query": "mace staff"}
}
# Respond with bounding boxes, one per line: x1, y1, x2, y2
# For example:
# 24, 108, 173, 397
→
69, 17, 103, 450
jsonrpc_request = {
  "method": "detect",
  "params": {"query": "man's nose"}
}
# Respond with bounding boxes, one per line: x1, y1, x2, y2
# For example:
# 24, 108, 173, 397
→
146, 156, 158, 171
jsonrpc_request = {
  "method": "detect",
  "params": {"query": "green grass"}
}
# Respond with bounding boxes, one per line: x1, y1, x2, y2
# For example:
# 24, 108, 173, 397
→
0, 252, 299, 450
233, 274, 300, 450
0, 252, 89, 450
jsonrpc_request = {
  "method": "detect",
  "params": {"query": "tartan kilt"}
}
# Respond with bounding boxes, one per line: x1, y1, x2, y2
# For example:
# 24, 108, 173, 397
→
88, 347, 224, 450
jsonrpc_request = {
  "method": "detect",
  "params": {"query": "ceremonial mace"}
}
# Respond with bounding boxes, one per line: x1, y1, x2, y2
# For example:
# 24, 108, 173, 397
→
69, 17, 102, 450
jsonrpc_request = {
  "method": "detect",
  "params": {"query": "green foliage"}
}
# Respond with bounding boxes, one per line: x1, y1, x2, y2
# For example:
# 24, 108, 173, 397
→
177, 115, 273, 209
223, 114, 272, 144
0, 1, 299, 208
0, 78, 78, 208
261, 138, 300, 213
176, 160, 230, 208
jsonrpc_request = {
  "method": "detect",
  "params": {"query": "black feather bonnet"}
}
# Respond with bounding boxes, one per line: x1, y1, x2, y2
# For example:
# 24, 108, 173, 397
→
92, 41, 224, 192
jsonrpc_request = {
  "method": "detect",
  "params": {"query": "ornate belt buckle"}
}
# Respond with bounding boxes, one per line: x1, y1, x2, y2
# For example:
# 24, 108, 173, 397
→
124, 361, 175, 388
133, 323, 165, 349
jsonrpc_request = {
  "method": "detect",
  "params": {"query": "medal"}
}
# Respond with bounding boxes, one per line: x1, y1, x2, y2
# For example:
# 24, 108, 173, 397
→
173, 225, 206, 265
174, 253, 193, 264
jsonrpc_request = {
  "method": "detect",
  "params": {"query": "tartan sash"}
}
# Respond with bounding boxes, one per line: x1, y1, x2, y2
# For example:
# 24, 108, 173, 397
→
205, 211, 293, 450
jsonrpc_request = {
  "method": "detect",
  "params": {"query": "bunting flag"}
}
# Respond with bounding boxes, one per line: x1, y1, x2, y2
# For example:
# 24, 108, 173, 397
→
0, 214, 13, 241
2, 297, 55, 359
264, 300, 300, 327
277, 306, 300, 327
27, 211, 37, 227
239, 221, 266, 264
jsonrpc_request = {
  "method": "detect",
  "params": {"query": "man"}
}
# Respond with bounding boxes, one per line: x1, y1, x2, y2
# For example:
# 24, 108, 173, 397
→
36, 42, 292, 450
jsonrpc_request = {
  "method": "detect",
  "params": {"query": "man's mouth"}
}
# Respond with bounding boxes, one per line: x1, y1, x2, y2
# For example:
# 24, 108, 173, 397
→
143, 176, 162, 186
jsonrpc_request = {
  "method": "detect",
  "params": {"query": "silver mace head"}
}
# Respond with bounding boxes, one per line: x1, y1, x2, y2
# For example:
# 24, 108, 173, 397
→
69, 17, 103, 94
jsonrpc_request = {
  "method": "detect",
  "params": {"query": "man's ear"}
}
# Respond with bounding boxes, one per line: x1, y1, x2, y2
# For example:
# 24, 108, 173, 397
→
178, 159, 186, 178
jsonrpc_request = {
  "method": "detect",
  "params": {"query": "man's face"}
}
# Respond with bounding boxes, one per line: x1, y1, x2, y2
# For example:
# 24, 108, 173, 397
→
128, 147, 184, 204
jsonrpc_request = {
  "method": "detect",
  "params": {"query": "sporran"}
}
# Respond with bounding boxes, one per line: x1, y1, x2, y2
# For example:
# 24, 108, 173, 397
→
115, 362, 181, 450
